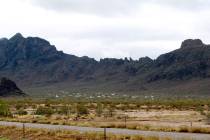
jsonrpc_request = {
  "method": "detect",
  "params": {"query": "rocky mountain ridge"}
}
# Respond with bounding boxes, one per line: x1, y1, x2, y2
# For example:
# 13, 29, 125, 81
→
0, 33, 210, 96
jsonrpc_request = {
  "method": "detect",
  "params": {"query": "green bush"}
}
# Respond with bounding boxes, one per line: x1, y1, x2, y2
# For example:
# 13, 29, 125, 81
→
35, 106, 54, 116
17, 109, 28, 115
58, 106, 70, 115
15, 104, 24, 110
0, 100, 11, 117
205, 112, 210, 124
76, 104, 88, 116
196, 106, 205, 115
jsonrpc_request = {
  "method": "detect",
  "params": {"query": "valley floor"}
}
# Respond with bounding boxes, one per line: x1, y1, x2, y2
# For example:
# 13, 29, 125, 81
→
1, 98, 210, 139
1, 109, 210, 133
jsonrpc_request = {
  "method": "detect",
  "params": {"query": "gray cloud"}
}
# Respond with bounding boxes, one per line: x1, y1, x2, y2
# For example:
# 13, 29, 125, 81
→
26, 0, 141, 16
151, 0, 210, 10
3, 0, 209, 60
26, 0, 210, 16
69, 27, 183, 42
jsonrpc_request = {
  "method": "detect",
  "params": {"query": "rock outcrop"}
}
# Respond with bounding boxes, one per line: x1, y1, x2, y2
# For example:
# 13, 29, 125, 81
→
0, 77, 25, 96
181, 39, 205, 49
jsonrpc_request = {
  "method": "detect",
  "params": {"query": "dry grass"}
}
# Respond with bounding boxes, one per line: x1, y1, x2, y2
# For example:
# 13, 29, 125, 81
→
1, 116, 210, 134
178, 126, 210, 134
0, 125, 173, 140
1, 98, 210, 137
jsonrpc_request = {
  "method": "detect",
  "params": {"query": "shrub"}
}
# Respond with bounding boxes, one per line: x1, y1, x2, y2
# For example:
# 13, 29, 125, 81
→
205, 112, 210, 125
179, 126, 189, 132
17, 109, 28, 115
15, 104, 24, 110
0, 100, 11, 117
76, 104, 88, 116
58, 106, 70, 115
196, 106, 205, 115
107, 106, 115, 117
32, 120, 37, 123
191, 127, 202, 133
35, 106, 54, 116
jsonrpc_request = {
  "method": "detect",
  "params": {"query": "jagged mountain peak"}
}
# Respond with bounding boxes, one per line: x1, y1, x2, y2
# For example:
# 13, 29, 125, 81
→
8, 33, 58, 56
9, 33, 51, 47
10, 33, 24, 41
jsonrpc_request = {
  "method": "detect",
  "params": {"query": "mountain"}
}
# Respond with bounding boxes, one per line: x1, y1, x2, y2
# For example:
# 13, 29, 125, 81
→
0, 33, 210, 97
0, 77, 25, 96
148, 39, 210, 81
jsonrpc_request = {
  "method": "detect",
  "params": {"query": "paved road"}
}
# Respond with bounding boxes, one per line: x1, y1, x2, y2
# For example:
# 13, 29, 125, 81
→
0, 121, 210, 140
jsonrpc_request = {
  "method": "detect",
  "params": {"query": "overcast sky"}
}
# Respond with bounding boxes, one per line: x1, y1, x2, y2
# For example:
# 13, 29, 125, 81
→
0, 0, 210, 60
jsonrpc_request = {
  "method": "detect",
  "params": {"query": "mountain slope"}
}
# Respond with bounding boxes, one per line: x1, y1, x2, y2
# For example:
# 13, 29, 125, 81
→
0, 33, 210, 97
147, 39, 210, 81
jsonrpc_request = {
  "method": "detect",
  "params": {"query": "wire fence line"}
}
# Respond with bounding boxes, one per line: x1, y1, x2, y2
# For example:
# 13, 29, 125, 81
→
21, 124, 110, 140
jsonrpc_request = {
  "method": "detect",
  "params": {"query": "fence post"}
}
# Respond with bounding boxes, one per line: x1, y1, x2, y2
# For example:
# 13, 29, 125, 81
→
104, 128, 106, 140
23, 123, 25, 139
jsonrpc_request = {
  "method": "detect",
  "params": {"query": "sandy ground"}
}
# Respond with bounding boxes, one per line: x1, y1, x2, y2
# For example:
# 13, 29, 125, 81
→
4, 109, 210, 131
121, 110, 208, 128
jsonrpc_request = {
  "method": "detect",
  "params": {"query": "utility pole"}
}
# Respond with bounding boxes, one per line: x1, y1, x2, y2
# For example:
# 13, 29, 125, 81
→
23, 123, 25, 139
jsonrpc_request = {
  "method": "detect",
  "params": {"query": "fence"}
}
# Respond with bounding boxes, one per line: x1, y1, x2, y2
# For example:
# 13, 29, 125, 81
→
21, 124, 111, 140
